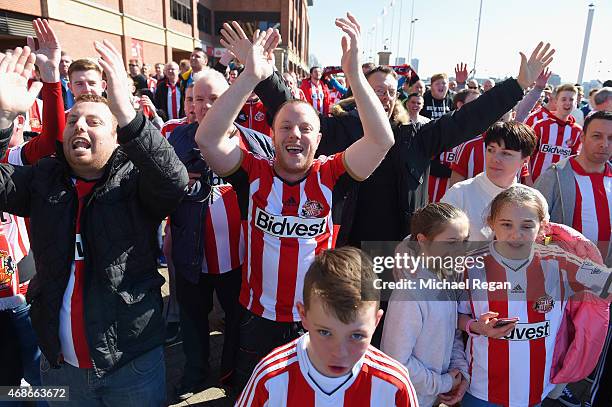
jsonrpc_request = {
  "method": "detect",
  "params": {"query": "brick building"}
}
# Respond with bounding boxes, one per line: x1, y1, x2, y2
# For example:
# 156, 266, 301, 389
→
0, 0, 311, 74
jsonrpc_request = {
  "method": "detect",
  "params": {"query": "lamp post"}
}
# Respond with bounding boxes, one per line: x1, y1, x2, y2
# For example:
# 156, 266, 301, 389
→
408, 18, 418, 64
577, 3, 595, 84
472, 0, 484, 79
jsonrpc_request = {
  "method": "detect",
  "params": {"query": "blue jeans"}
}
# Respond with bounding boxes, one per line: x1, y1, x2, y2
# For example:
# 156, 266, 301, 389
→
40, 346, 166, 407
462, 392, 542, 407
0, 303, 46, 407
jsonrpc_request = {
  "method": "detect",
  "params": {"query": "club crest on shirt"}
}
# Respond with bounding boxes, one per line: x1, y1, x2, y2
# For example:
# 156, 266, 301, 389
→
254, 111, 265, 122
301, 200, 324, 218
0, 250, 16, 289
533, 294, 554, 313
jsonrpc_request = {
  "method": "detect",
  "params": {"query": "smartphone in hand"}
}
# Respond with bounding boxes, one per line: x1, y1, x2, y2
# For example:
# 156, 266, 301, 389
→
493, 318, 519, 328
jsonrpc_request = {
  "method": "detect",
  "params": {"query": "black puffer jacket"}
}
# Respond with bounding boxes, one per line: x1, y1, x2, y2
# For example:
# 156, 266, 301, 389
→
255, 73, 524, 245
0, 113, 188, 377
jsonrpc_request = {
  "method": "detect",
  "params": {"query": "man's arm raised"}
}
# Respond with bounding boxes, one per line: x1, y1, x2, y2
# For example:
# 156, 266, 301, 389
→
336, 13, 394, 181
196, 29, 276, 176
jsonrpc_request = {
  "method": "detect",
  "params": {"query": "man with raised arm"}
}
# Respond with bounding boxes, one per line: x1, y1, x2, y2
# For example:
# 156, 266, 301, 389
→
196, 13, 394, 388
222, 26, 554, 248
0, 40, 188, 406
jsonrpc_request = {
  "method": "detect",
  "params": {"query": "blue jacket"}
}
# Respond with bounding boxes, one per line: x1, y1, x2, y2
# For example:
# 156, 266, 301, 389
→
168, 122, 274, 283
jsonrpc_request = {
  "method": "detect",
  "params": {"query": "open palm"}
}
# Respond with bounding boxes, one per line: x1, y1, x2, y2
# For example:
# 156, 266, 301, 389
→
0, 47, 42, 114
26, 19, 60, 82
242, 30, 275, 82
517, 42, 555, 89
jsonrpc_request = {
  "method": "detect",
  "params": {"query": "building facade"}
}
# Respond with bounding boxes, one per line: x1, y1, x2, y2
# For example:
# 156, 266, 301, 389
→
0, 0, 311, 74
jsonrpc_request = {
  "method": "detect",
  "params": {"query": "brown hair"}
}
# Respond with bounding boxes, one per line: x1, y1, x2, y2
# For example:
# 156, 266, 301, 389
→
68, 59, 102, 81
430, 73, 448, 84
484, 121, 538, 158
488, 185, 549, 225
410, 203, 467, 241
555, 83, 578, 97
452, 88, 480, 109
365, 65, 399, 80
179, 59, 190, 71
303, 247, 378, 324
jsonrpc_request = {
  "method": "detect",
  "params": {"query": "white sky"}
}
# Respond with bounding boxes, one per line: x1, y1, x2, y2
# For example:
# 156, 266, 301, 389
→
308, 0, 611, 83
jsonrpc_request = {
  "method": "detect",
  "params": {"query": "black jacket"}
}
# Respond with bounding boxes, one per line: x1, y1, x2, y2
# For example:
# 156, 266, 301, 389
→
154, 78, 185, 121
168, 122, 274, 283
0, 113, 188, 377
254, 72, 524, 245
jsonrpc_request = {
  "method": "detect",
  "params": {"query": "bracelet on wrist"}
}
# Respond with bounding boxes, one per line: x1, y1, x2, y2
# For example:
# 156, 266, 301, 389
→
466, 318, 480, 337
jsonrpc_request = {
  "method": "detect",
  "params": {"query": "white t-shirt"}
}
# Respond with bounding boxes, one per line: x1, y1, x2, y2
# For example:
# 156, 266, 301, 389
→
441, 172, 516, 241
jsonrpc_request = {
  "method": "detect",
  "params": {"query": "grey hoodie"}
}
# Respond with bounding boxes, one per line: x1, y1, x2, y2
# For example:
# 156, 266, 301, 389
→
381, 239, 470, 407
534, 157, 612, 266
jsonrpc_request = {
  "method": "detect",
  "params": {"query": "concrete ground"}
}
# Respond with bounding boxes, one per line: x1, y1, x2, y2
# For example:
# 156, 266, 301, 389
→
159, 267, 593, 406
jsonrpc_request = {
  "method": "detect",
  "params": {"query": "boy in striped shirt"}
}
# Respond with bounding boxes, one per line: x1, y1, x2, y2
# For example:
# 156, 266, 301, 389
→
236, 247, 418, 407
529, 84, 582, 182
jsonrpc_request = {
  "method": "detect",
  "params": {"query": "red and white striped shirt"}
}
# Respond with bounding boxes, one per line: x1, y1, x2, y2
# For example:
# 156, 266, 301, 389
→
569, 158, 612, 258
236, 334, 418, 407
0, 148, 32, 309
459, 243, 610, 407
524, 106, 553, 128
238, 99, 272, 137
146, 77, 157, 93
161, 117, 188, 139
530, 116, 582, 182
451, 134, 530, 181
166, 82, 181, 120
328, 88, 342, 107
59, 179, 96, 368
428, 145, 462, 202
225, 143, 351, 322
203, 134, 245, 274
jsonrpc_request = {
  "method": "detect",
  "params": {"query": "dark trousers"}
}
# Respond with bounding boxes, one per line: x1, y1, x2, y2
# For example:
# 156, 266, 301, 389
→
175, 266, 241, 386
233, 307, 304, 392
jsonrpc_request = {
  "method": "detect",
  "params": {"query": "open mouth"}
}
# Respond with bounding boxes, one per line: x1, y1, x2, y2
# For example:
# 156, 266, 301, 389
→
285, 145, 304, 155
72, 137, 92, 152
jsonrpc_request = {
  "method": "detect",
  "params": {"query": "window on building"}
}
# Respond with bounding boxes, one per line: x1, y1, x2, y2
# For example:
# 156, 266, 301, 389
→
214, 11, 280, 40
197, 4, 212, 34
170, 0, 192, 24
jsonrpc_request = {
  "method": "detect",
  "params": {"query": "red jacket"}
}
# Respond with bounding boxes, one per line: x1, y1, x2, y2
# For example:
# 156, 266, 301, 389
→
300, 78, 330, 116
237, 99, 272, 137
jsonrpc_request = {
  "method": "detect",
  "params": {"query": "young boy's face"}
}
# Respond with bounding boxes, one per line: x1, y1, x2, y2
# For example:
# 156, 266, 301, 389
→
555, 90, 577, 118
297, 294, 383, 378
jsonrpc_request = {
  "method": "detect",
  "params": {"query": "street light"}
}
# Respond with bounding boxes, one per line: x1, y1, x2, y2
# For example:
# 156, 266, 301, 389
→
408, 18, 418, 64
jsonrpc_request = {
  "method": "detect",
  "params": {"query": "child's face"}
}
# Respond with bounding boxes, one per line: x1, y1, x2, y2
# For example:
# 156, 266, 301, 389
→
298, 295, 383, 378
485, 141, 528, 184
417, 216, 470, 258
490, 202, 541, 258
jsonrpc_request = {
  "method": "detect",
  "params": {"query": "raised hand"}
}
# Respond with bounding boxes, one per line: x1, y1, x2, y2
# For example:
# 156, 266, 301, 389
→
335, 13, 362, 80
0, 47, 43, 128
93, 40, 135, 127
241, 29, 276, 83
220, 22, 280, 66
517, 42, 555, 90
26, 19, 60, 83
219, 48, 235, 67
535, 67, 552, 89
455, 63, 469, 84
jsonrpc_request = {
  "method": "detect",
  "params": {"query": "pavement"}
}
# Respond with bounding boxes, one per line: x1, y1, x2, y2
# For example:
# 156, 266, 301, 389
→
158, 267, 593, 407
